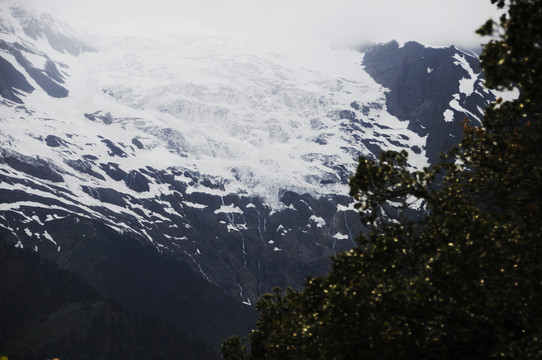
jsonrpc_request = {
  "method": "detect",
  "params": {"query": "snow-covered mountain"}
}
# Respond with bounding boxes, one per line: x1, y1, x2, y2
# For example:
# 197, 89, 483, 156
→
0, 4, 494, 341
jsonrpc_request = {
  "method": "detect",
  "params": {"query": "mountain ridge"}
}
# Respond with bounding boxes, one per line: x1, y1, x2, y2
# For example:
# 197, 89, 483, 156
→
0, 4, 495, 346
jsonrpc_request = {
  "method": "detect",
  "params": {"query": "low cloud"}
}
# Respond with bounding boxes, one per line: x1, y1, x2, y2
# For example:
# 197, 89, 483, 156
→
17, 0, 499, 50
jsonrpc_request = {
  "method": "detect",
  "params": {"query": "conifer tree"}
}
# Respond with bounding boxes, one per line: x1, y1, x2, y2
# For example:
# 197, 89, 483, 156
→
222, 0, 542, 358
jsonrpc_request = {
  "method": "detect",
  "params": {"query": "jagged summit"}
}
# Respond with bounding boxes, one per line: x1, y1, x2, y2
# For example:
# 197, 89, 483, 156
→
363, 40, 493, 164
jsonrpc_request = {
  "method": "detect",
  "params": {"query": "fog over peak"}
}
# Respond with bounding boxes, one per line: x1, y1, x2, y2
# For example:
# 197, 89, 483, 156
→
14, 0, 499, 51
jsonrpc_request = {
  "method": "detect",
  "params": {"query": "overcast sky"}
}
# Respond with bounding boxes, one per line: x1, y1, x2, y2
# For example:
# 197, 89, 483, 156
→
16, 0, 499, 50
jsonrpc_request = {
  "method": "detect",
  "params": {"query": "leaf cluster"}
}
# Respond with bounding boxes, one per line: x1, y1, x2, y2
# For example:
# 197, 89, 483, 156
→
222, 0, 542, 358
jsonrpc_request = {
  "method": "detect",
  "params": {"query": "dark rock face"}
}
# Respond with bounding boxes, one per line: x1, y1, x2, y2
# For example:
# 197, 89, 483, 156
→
85, 111, 114, 124
102, 139, 128, 158
1, 150, 64, 182
44, 59, 64, 82
0, 55, 34, 103
363, 41, 494, 164
23, 61, 68, 98
339, 109, 357, 120
0, 154, 363, 302
45, 135, 66, 147
131, 138, 145, 149
125, 170, 150, 192
100, 162, 127, 181
65, 159, 105, 180
0, 211, 255, 347
0, 40, 68, 99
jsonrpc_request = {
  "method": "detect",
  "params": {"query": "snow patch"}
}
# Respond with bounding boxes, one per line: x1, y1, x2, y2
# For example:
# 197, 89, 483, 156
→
443, 109, 454, 122
333, 233, 349, 240
227, 224, 239, 232
183, 201, 207, 209
42, 230, 57, 246
215, 204, 243, 214
276, 224, 288, 234
309, 215, 325, 228
453, 53, 477, 97
337, 203, 357, 212
31, 215, 44, 225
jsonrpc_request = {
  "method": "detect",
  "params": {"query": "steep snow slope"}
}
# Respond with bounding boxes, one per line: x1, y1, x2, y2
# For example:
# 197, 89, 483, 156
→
8, 32, 430, 208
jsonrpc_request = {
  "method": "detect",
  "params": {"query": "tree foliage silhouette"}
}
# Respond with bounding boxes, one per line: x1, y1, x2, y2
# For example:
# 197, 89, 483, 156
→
222, 0, 542, 358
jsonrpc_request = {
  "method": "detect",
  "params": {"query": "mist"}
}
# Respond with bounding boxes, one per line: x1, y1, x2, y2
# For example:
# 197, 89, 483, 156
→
16, 0, 499, 50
